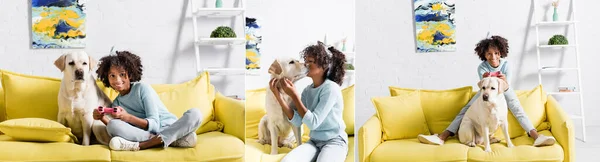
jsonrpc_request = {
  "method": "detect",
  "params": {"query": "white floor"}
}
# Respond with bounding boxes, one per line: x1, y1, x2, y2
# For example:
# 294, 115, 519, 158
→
573, 124, 600, 162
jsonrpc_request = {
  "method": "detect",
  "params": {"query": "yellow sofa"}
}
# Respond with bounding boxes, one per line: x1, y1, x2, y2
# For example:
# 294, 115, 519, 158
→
0, 70, 245, 162
359, 85, 575, 162
245, 85, 355, 162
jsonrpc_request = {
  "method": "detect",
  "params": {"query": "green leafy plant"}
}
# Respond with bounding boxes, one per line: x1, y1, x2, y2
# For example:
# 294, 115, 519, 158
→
548, 35, 568, 45
210, 26, 236, 38
345, 64, 355, 70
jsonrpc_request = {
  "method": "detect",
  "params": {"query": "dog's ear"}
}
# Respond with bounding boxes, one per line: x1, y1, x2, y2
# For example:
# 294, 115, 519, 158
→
477, 79, 484, 89
88, 55, 97, 71
498, 78, 509, 94
268, 60, 283, 75
54, 54, 66, 72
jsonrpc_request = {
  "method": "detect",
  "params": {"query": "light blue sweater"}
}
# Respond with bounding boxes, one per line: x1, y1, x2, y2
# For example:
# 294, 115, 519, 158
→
289, 80, 348, 142
112, 82, 177, 133
478, 58, 510, 81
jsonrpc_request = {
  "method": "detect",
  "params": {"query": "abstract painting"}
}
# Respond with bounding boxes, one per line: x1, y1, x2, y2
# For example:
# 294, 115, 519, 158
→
246, 17, 262, 69
31, 0, 86, 49
414, 0, 456, 53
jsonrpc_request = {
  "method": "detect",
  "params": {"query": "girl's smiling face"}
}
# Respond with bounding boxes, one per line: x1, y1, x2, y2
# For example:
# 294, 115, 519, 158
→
485, 47, 501, 68
108, 66, 131, 94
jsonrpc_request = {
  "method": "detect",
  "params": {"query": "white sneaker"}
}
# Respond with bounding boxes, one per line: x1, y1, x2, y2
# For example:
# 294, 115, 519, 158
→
109, 137, 140, 151
533, 135, 556, 147
417, 134, 444, 145
170, 133, 197, 148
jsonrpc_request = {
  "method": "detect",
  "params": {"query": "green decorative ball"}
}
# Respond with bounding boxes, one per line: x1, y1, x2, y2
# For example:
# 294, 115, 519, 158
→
548, 35, 568, 45
210, 26, 236, 38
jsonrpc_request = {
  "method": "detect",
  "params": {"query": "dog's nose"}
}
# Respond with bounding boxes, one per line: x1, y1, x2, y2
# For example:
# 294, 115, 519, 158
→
75, 70, 84, 80
482, 94, 489, 101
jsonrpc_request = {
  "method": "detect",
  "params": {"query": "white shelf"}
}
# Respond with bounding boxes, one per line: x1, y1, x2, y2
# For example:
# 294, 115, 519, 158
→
539, 67, 579, 72
570, 114, 583, 120
539, 44, 577, 48
201, 68, 246, 76
548, 92, 580, 95
345, 70, 355, 74
246, 69, 262, 76
536, 21, 577, 26
196, 38, 246, 46
194, 8, 245, 17
344, 51, 355, 58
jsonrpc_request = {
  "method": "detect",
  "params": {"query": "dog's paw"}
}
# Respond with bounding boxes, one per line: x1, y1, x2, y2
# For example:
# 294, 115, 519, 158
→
507, 143, 515, 148
490, 137, 501, 144
270, 150, 278, 155
485, 147, 492, 152
466, 142, 476, 147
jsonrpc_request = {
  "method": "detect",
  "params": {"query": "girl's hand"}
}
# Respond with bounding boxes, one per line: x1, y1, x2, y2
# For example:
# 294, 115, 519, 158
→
111, 106, 130, 121
269, 78, 281, 96
281, 78, 297, 97
482, 72, 490, 78
497, 73, 508, 83
93, 108, 103, 120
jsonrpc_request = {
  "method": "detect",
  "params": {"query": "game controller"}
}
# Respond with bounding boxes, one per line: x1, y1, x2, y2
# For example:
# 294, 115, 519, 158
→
98, 106, 121, 114
489, 71, 501, 77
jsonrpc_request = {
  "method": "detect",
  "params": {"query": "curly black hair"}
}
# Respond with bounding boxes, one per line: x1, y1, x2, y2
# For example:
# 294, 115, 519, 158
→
96, 51, 143, 88
300, 41, 346, 85
474, 35, 509, 61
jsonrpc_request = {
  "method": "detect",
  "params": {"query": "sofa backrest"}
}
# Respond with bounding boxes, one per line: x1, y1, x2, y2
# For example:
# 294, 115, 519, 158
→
388, 85, 549, 139
245, 84, 356, 141
0, 70, 217, 134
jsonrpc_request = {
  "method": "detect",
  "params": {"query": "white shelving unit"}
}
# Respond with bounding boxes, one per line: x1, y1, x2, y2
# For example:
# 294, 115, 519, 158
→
533, 0, 586, 142
190, 0, 246, 76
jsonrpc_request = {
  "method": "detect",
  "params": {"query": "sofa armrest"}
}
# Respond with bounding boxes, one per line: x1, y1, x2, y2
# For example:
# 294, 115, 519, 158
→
214, 93, 245, 141
358, 115, 383, 162
546, 96, 575, 162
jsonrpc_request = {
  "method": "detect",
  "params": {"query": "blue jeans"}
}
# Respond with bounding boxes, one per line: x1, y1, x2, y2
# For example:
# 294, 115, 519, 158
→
281, 135, 348, 162
100, 108, 202, 148
446, 88, 535, 135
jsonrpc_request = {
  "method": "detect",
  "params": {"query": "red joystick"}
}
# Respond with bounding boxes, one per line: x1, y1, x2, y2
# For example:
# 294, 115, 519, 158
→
98, 106, 121, 114
489, 71, 501, 77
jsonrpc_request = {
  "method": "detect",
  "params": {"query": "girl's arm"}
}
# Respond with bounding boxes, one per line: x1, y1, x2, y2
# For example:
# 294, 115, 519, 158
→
297, 84, 337, 130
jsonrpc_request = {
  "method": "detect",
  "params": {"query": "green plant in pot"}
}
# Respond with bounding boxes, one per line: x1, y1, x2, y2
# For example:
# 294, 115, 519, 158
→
548, 35, 568, 45
345, 64, 355, 70
210, 26, 237, 38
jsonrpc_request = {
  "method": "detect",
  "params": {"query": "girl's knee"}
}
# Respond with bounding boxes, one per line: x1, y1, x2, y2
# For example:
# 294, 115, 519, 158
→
186, 108, 203, 125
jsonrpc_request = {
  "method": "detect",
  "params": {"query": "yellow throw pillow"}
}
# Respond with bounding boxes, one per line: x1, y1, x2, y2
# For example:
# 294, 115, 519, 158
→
196, 121, 224, 134
0, 118, 77, 143
494, 85, 547, 138
342, 85, 355, 135
0, 83, 5, 123
372, 91, 430, 140
245, 88, 267, 139
1, 70, 62, 121
390, 86, 472, 134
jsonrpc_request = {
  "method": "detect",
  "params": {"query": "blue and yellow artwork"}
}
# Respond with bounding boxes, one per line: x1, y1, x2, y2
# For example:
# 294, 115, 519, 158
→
414, 0, 456, 53
31, 0, 86, 49
246, 17, 262, 69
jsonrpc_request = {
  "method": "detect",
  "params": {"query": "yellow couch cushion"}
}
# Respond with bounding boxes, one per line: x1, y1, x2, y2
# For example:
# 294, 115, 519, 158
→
244, 136, 355, 162
0, 135, 111, 162
0, 118, 77, 143
372, 91, 429, 140
390, 86, 473, 134
342, 85, 355, 135
468, 130, 563, 162
245, 88, 267, 139
111, 132, 244, 162
0, 84, 4, 122
103, 72, 218, 134
496, 85, 547, 138
1, 70, 62, 120
370, 138, 469, 162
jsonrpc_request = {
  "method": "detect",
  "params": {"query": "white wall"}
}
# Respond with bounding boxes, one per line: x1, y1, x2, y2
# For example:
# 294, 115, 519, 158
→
0, 0, 245, 97
245, 0, 355, 91
356, 0, 600, 133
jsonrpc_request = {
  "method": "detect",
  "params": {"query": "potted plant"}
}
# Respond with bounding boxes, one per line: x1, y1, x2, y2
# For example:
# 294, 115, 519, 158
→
548, 35, 568, 45
210, 26, 237, 38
